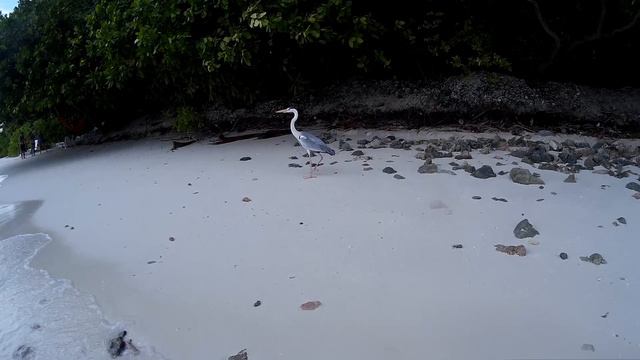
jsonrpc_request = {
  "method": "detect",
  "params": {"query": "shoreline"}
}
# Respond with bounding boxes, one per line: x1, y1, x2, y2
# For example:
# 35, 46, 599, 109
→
2, 129, 640, 359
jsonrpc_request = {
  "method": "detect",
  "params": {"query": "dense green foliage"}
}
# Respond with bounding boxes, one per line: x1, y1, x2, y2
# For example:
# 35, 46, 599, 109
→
1, 0, 639, 155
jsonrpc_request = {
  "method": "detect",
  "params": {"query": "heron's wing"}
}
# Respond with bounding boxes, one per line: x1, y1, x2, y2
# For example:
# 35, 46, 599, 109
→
298, 132, 335, 155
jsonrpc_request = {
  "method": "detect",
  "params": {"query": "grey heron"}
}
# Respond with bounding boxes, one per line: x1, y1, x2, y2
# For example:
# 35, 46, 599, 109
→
276, 107, 335, 178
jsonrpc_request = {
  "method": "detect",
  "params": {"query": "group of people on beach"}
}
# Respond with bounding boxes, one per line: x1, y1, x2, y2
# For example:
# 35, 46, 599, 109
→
19, 133, 42, 159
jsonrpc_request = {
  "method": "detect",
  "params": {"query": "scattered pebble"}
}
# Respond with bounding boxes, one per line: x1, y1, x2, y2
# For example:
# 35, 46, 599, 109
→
472, 196, 482, 200
491, 197, 508, 202
228, 349, 248, 360
108, 331, 127, 358
418, 162, 438, 174
472, 165, 496, 179
536, 198, 544, 202
363, 167, 373, 171
393, 174, 405, 180
559, 252, 568, 260
169, 237, 175, 242
495, 244, 527, 256
452, 244, 463, 249
351, 150, 364, 156
288, 163, 303, 168
253, 301, 262, 307
513, 219, 539, 239
580, 253, 607, 265
13, 345, 34, 360
510, 168, 545, 185
147, 261, 157, 265
242, 197, 252, 202
581, 344, 595, 352
289, 156, 298, 159
601, 312, 609, 318
330, 161, 338, 165
300, 301, 322, 310
617, 217, 627, 224
625, 182, 640, 191
382, 167, 397, 174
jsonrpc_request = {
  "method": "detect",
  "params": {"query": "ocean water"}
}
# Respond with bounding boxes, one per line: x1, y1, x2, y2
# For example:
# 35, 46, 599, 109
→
1, 178, 165, 359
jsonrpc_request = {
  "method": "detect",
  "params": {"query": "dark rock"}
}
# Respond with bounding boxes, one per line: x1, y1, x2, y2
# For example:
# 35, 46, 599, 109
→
514, 219, 539, 239
356, 139, 369, 145
108, 331, 127, 358
228, 349, 248, 360
30, 324, 41, 331
363, 167, 373, 171
496, 162, 506, 166
495, 244, 527, 256
418, 163, 438, 174
393, 174, 406, 180
510, 168, 545, 185
472, 196, 482, 200
386, 135, 396, 141
289, 156, 298, 160
492, 197, 508, 202
452, 244, 463, 249
617, 217, 627, 224
558, 151, 579, 164
339, 140, 353, 151
240, 157, 252, 161
626, 182, 640, 192
351, 150, 365, 156
169, 237, 175, 242
564, 174, 576, 183
580, 253, 607, 265
560, 252, 568, 260
254, 300, 262, 307
389, 139, 405, 149
529, 146, 554, 163
330, 161, 338, 165
498, 170, 508, 175
581, 344, 595, 352
510, 149, 528, 158
455, 151, 472, 160
472, 165, 496, 179
288, 163, 303, 168
147, 261, 157, 264
449, 162, 459, 167
549, 140, 562, 151
461, 162, 476, 173
382, 167, 397, 174
538, 163, 559, 171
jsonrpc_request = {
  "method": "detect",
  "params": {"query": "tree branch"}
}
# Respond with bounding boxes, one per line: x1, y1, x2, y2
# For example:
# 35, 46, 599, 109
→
526, 0, 561, 48
526, 0, 562, 72
568, 5, 640, 53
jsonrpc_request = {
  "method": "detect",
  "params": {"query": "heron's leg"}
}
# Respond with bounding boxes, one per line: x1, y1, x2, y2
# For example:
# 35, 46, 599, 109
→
315, 154, 324, 174
305, 150, 315, 179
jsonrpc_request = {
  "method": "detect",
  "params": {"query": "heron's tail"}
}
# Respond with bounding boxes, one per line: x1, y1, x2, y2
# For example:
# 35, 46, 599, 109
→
321, 144, 336, 156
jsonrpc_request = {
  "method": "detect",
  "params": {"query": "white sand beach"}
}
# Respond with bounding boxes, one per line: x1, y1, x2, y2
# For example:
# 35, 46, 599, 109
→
1, 129, 640, 359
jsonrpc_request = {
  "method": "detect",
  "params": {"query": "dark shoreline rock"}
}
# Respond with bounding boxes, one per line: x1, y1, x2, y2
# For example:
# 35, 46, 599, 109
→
514, 219, 539, 239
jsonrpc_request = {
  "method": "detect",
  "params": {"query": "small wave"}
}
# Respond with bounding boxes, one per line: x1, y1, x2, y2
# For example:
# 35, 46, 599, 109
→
0, 234, 167, 359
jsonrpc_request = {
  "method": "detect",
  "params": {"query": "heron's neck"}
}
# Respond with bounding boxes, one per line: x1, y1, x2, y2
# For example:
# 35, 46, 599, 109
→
289, 109, 301, 138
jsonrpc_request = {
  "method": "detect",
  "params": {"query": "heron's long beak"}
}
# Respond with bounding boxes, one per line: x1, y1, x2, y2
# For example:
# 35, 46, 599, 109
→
275, 109, 288, 113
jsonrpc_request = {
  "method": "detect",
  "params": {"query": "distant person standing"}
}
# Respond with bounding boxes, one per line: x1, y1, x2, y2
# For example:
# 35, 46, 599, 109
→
19, 134, 27, 159
30, 132, 36, 157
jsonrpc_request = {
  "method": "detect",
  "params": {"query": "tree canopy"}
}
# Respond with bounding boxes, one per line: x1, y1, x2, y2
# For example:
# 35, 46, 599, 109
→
1, 0, 639, 156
